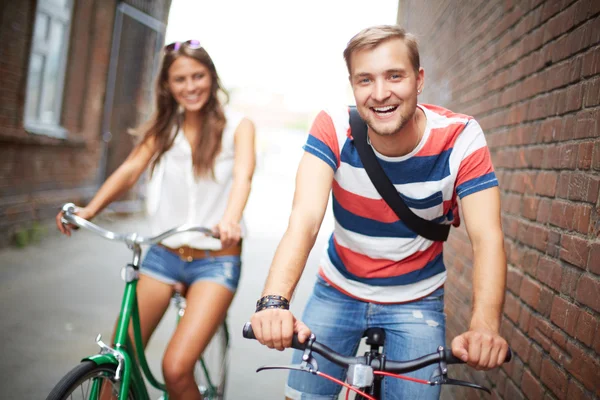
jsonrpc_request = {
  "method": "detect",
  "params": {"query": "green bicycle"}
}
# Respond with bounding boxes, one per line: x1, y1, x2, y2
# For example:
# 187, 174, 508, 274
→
46, 203, 228, 400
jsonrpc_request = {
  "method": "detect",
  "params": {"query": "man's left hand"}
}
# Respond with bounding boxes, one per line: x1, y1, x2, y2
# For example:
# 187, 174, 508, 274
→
451, 327, 509, 370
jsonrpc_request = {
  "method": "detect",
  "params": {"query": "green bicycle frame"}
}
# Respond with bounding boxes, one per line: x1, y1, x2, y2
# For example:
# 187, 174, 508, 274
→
83, 272, 166, 399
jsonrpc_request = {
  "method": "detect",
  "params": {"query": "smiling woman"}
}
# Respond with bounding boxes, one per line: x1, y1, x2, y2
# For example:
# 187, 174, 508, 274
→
55, 39, 256, 400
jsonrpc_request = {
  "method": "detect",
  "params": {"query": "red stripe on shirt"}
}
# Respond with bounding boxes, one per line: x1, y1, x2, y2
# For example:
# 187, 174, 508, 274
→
334, 238, 443, 278
333, 180, 399, 223
421, 104, 471, 119
310, 111, 340, 167
334, 180, 455, 222
418, 125, 464, 156
456, 147, 495, 187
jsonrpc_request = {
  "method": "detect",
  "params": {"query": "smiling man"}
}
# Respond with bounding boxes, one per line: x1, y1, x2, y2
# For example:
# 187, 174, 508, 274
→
250, 25, 509, 400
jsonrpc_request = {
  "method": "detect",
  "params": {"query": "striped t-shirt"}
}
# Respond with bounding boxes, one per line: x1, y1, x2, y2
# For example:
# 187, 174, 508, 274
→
304, 104, 498, 303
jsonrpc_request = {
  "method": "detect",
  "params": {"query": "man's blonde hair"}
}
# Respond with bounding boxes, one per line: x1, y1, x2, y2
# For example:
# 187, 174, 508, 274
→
343, 25, 420, 75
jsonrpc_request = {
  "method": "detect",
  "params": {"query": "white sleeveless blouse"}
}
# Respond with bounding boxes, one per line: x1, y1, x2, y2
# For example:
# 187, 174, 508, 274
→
145, 109, 246, 250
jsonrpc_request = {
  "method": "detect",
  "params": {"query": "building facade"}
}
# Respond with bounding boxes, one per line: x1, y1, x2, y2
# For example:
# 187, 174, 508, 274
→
0, 0, 171, 247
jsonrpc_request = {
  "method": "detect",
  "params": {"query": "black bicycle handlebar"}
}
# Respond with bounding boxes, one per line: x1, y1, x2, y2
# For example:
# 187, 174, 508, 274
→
242, 322, 511, 374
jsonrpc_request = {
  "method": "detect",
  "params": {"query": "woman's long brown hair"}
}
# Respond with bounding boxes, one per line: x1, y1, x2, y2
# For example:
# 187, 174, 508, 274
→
132, 44, 229, 178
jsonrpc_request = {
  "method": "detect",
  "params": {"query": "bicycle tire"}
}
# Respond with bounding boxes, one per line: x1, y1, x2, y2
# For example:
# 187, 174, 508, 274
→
196, 322, 228, 400
46, 361, 140, 400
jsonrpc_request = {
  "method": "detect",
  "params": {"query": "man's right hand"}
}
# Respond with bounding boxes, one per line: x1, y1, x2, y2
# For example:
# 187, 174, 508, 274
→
249, 308, 311, 351
56, 205, 95, 236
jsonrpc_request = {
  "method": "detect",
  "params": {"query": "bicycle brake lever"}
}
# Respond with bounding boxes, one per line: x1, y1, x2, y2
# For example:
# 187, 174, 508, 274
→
256, 364, 318, 375
428, 346, 491, 394
256, 335, 319, 375
429, 377, 491, 394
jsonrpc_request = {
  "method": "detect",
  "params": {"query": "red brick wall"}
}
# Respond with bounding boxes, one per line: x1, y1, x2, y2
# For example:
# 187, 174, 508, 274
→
398, 1, 599, 399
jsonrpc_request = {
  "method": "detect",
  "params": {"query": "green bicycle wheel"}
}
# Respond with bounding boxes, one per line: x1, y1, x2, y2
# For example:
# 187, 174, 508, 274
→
196, 322, 229, 400
46, 361, 140, 400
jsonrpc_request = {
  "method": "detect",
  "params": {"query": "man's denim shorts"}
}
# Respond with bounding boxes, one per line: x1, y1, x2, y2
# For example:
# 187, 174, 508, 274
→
140, 244, 241, 292
286, 276, 446, 400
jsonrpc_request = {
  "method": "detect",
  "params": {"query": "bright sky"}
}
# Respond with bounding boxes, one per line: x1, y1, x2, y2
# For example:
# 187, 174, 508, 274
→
165, 0, 399, 112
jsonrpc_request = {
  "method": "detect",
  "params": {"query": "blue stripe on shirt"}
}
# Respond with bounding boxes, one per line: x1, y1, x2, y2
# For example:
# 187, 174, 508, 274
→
327, 235, 446, 286
456, 172, 498, 198
400, 191, 444, 209
303, 135, 337, 171
332, 196, 449, 238
340, 140, 452, 184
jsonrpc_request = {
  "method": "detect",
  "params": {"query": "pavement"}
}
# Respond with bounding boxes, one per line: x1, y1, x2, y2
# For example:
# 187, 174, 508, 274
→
0, 128, 335, 399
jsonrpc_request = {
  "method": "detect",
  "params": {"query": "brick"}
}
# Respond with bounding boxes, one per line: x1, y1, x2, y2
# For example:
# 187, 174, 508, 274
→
583, 76, 600, 107
511, 326, 531, 362
549, 200, 593, 234
589, 242, 600, 274
575, 274, 600, 313
536, 257, 562, 291
529, 314, 553, 351
504, 375, 525, 400
520, 276, 542, 308
550, 296, 579, 336
594, 331, 600, 358
536, 198, 552, 223
522, 196, 539, 220
566, 380, 588, 400
582, 46, 600, 78
558, 143, 578, 169
538, 286, 554, 317
575, 310, 598, 347
560, 234, 591, 268
504, 292, 521, 323
564, 341, 600, 394
593, 141, 600, 170
574, 109, 599, 140
539, 118, 561, 143
521, 370, 544, 399
540, 358, 568, 399
560, 266, 582, 298
518, 305, 533, 332
546, 230, 561, 258
529, 344, 544, 376
557, 172, 570, 198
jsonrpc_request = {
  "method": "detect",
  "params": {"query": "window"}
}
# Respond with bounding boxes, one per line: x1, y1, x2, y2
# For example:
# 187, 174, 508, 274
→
24, 0, 74, 138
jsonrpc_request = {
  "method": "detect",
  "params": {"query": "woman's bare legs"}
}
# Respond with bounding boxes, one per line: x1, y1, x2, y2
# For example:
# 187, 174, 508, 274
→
99, 274, 173, 399
128, 274, 174, 346
162, 280, 235, 400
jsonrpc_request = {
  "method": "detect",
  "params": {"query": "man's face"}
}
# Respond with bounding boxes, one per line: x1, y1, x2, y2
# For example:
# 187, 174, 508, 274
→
349, 38, 423, 137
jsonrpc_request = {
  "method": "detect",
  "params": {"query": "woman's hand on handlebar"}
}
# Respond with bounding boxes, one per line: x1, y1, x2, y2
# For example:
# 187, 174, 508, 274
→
249, 308, 311, 351
56, 205, 95, 236
213, 219, 241, 248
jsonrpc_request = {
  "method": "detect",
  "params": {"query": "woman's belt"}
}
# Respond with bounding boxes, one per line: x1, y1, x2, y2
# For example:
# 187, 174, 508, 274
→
158, 242, 242, 262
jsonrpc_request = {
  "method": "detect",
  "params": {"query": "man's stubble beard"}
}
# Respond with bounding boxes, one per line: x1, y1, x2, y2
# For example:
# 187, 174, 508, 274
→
367, 107, 416, 137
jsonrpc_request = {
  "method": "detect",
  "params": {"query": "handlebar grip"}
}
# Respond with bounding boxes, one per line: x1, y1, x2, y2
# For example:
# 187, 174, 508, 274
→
242, 322, 308, 350
444, 347, 512, 364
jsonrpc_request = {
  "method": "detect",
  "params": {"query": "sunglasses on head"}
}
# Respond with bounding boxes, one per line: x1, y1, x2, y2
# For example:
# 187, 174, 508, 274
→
164, 39, 202, 52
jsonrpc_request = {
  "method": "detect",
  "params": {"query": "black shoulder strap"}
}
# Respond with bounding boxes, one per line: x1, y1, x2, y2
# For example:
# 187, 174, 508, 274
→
349, 106, 450, 242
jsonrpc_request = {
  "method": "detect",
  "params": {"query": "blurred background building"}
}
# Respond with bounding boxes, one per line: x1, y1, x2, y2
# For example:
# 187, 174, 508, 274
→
0, 0, 171, 247
397, 1, 599, 398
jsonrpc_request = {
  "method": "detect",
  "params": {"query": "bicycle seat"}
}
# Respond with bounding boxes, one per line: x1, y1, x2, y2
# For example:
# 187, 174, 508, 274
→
173, 282, 188, 297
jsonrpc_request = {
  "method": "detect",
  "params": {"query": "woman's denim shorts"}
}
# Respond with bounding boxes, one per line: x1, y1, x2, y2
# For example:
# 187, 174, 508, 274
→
140, 244, 241, 292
